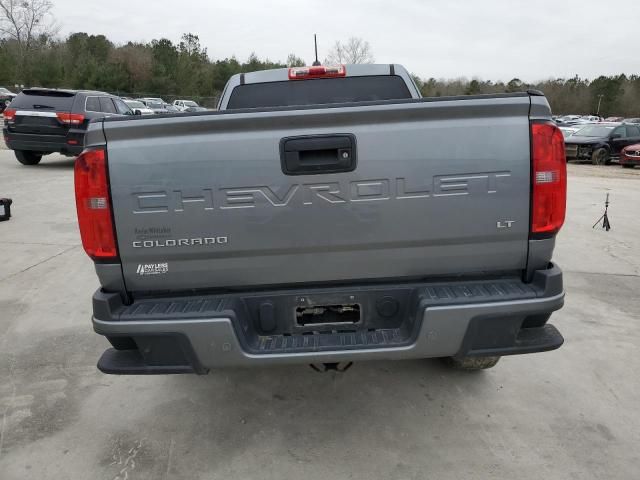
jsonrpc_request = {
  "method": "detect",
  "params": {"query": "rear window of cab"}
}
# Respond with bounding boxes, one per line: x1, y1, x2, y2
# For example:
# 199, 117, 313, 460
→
227, 75, 412, 109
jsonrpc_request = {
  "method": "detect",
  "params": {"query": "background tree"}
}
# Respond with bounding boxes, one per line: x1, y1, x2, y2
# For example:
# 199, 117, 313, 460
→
325, 37, 374, 64
110, 42, 153, 93
506, 78, 525, 92
149, 38, 178, 93
286, 53, 305, 67
589, 75, 625, 117
465, 79, 482, 95
210, 56, 241, 93
0, 0, 57, 83
176, 33, 208, 95
410, 74, 424, 92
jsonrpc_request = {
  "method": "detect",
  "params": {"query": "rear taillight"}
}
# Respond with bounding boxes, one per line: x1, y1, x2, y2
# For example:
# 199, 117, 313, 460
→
57, 112, 85, 125
288, 65, 346, 80
531, 122, 567, 237
74, 148, 118, 259
3, 108, 16, 121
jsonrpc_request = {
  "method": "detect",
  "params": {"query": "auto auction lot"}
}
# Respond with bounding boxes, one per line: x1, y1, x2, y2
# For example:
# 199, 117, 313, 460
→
0, 151, 639, 480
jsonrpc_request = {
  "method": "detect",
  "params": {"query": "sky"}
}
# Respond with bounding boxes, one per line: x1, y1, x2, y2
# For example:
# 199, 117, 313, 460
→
52, 0, 640, 82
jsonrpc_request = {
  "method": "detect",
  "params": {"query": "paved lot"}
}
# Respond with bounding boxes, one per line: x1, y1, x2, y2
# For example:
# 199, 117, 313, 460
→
0, 151, 638, 480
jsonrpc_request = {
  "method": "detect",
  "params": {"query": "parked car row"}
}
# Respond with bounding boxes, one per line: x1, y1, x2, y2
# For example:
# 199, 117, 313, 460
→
554, 114, 601, 125
563, 122, 640, 167
553, 114, 640, 126
1, 87, 208, 165
551, 113, 640, 167
121, 96, 206, 114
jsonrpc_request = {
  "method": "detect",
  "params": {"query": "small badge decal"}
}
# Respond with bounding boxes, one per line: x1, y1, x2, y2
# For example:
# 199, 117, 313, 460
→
136, 262, 169, 276
497, 220, 515, 229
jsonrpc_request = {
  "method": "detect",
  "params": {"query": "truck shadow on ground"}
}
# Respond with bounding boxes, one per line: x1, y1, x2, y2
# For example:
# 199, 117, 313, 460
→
123, 359, 500, 463
36, 157, 76, 169
86, 358, 505, 478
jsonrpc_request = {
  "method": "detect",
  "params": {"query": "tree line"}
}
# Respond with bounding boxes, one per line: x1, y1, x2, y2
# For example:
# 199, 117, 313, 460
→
413, 75, 640, 118
0, 1, 637, 114
0, 31, 302, 107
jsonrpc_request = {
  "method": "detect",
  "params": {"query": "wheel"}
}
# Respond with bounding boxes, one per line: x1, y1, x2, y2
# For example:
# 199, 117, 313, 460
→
591, 148, 609, 165
442, 355, 500, 370
14, 150, 42, 165
622, 164, 635, 169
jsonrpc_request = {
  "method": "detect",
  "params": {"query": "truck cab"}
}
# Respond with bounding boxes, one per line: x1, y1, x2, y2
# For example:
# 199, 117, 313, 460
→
218, 64, 421, 110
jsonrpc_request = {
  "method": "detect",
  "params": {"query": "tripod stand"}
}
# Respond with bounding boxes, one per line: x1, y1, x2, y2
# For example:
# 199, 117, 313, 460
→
592, 193, 611, 231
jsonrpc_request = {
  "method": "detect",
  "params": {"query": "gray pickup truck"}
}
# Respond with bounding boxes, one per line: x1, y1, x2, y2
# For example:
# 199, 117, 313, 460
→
75, 63, 567, 374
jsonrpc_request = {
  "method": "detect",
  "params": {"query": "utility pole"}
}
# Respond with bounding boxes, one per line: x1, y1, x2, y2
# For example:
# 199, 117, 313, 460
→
312, 34, 321, 66
596, 94, 604, 116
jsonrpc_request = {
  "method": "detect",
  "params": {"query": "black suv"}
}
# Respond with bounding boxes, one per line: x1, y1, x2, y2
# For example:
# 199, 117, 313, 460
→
2, 88, 134, 165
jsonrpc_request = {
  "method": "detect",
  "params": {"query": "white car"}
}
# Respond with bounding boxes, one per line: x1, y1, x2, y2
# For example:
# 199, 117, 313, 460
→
173, 99, 201, 111
556, 115, 582, 124
140, 97, 166, 105
123, 100, 155, 116
559, 126, 583, 138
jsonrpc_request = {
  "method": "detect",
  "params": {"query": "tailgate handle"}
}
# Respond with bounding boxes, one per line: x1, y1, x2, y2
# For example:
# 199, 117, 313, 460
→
280, 134, 356, 175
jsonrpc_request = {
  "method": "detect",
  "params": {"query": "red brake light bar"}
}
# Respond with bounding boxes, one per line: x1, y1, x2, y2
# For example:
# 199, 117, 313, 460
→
288, 65, 346, 80
57, 112, 85, 125
2, 108, 16, 121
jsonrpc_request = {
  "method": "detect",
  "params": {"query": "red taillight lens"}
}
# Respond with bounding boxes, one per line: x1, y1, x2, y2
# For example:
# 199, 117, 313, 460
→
74, 148, 118, 259
531, 122, 567, 236
288, 65, 346, 80
57, 112, 85, 125
3, 108, 16, 121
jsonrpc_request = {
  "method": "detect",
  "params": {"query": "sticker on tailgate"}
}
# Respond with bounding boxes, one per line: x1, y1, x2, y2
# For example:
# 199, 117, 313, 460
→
136, 263, 169, 276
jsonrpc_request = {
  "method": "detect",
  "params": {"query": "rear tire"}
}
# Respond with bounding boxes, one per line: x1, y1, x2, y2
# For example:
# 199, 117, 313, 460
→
591, 148, 609, 165
442, 355, 500, 370
15, 150, 42, 166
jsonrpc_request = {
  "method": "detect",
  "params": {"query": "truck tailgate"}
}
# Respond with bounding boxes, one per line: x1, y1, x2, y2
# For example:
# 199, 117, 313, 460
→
103, 96, 532, 292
